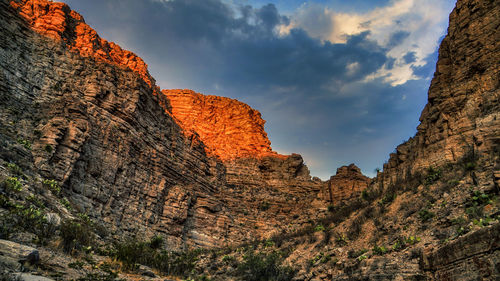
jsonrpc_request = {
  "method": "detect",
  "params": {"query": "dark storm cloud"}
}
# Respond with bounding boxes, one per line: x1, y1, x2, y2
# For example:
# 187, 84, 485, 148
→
63, 0, 387, 94
60, 0, 445, 178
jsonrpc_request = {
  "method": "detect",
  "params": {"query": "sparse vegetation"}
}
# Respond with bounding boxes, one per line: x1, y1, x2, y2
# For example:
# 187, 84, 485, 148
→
418, 208, 435, 222
113, 238, 201, 277
425, 167, 441, 186
7, 163, 24, 178
4, 176, 22, 191
314, 224, 325, 232
327, 204, 335, 212
60, 217, 95, 253
347, 249, 367, 259
372, 245, 387, 255
17, 138, 31, 150
60, 197, 72, 209
43, 179, 61, 196
236, 250, 295, 281
44, 144, 53, 153
259, 201, 270, 211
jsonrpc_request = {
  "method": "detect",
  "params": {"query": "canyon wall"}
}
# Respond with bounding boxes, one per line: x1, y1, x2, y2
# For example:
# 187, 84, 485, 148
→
1, 0, 232, 249
164, 89, 325, 242
379, 0, 499, 189
0, 0, 326, 249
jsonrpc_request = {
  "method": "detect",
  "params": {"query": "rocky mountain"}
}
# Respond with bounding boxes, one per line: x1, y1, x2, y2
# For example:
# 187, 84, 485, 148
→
0, 0, 498, 280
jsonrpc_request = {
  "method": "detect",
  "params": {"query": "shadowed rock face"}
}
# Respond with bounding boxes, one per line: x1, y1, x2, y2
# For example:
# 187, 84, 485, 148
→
0, 0, 326, 249
1, 0, 230, 249
380, 0, 500, 188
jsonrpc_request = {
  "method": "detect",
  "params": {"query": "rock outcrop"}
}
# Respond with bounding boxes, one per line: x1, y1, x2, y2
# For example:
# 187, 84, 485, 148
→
423, 223, 500, 280
9, 0, 157, 90
163, 89, 283, 161
1, 0, 229, 249
321, 164, 370, 204
380, 0, 499, 188
0, 0, 324, 250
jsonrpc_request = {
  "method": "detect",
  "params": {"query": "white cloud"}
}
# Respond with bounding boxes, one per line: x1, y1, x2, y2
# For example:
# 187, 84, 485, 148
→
282, 0, 455, 85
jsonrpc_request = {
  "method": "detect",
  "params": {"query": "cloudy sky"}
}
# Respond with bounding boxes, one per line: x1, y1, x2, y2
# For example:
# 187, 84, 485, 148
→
59, 0, 456, 179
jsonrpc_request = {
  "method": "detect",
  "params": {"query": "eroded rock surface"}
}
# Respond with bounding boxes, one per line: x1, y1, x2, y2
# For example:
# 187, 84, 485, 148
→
1, 0, 230, 249
379, 0, 500, 189
321, 164, 370, 204
163, 89, 283, 161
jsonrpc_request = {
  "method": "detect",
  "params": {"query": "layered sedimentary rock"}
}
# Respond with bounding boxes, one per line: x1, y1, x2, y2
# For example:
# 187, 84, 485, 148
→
0, 0, 325, 249
321, 164, 370, 204
163, 89, 324, 240
423, 223, 500, 280
9, 0, 157, 89
380, 0, 500, 188
1, 0, 230, 249
163, 89, 283, 161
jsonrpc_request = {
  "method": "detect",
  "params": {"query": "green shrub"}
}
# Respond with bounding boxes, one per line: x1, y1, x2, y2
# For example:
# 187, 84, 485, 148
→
7, 163, 24, 178
60, 198, 72, 210
335, 233, 348, 246
381, 193, 396, 205
425, 167, 441, 186
27, 195, 45, 209
17, 138, 31, 150
314, 224, 325, 232
222, 255, 236, 264
43, 179, 61, 196
357, 254, 367, 261
5, 177, 22, 191
419, 209, 435, 222
114, 239, 200, 277
392, 240, 404, 251
470, 190, 492, 206
263, 239, 275, 248
327, 205, 335, 212
236, 250, 296, 281
472, 217, 492, 227
405, 236, 421, 245
464, 162, 476, 171
60, 218, 95, 253
347, 249, 367, 259
372, 245, 387, 255
6, 204, 58, 245
149, 235, 163, 249
259, 201, 270, 211
44, 144, 53, 153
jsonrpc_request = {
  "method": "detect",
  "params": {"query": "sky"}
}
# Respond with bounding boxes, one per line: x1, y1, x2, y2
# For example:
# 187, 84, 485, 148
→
58, 0, 457, 179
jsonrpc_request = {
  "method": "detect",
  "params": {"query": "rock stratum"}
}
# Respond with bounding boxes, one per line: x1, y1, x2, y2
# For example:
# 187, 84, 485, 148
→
1, 0, 324, 250
163, 89, 283, 161
0, 0, 499, 280
321, 164, 371, 204
380, 0, 500, 189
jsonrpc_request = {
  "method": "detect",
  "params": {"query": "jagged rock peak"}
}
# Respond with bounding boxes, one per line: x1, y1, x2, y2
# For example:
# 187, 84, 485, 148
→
321, 164, 370, 204
333, 164, 366, 178
163, 89, 286, 161
9, 0, 156, 88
